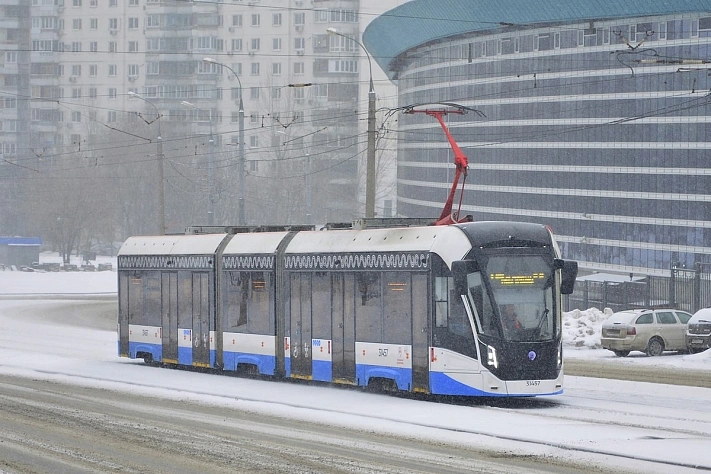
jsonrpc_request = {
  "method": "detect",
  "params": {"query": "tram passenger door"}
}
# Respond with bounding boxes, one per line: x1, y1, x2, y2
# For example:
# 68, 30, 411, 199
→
192, 273, 210, 367
332, 274, 355, 381
161, 272, 178, 364
290, 273, 312, 377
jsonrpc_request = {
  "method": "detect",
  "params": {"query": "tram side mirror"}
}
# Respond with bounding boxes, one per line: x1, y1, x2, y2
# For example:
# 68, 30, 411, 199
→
451, 260, 477, 296
554, 259, 578, 295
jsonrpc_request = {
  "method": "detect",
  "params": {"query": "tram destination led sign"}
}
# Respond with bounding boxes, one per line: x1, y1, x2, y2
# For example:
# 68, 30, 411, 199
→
489, 272, 545, 286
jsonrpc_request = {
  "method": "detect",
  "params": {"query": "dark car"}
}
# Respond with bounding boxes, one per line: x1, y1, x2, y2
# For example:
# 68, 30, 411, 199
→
686, 308, 711, 354
97, 263, 113, 271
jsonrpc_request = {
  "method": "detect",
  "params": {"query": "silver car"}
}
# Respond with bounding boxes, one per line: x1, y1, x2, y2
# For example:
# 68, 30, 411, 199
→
601, 309, 693, 357
686, 308, 711, 354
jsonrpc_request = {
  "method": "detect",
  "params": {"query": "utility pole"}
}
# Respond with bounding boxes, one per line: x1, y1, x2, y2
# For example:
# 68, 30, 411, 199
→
129, 92, 165, 235
203, 58, 246, 225
182, 101, 215, 225
327, 28, 376, 218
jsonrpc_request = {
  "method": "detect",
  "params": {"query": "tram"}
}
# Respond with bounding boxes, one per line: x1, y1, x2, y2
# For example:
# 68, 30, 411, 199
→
117, 220, 577, 397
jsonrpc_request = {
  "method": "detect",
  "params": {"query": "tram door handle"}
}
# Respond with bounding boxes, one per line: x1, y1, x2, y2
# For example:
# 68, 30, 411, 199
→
338, 323, 343, 329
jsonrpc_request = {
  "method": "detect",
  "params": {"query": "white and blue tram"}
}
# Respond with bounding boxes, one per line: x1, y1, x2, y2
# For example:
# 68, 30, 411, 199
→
117, 221, 577, 397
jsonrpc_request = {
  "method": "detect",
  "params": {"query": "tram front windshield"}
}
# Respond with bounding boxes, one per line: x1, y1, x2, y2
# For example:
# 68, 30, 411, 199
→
466, 255, 556, 342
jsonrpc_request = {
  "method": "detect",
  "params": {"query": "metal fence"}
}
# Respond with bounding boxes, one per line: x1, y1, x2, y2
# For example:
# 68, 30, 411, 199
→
566, 263, 711, 314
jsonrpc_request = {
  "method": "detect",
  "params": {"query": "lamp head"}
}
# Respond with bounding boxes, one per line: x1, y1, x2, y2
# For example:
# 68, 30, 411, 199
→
326, 27, 339, 35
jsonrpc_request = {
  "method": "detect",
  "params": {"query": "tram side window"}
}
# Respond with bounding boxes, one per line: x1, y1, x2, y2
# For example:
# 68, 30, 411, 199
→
247, 271, 271, 334
141, 271, 161, 327
383, 272, 411, 345
355, 271, 382, 343
177, 271, 193, 330
433, 276, 476, 358
434, 276, 449, 328
224, 271, 272, 334
128, 274, 144, 324
312, 272, 331, 340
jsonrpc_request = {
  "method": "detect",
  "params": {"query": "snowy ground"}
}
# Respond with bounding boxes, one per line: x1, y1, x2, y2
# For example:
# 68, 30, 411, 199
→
1, 263, 711, 473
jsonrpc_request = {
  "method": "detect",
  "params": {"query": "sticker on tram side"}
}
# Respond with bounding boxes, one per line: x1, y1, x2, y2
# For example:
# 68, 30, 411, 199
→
355, 342, 412, 391
312, 339, 332, 382
284, 336, 291, 377
178, 328, 192, 365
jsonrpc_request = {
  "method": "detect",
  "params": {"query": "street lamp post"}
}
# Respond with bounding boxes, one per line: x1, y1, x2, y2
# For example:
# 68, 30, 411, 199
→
327, 27, 376, 218
128, 91, 165, 235
182, 101, 216, 226
203, 57, 245, 225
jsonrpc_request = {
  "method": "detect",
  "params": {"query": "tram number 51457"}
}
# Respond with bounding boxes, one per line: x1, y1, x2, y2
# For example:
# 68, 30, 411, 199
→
526, 380, 541, 386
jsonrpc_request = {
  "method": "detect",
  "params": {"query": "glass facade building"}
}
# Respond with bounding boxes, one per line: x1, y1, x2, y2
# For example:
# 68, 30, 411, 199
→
365, 1, 711, 276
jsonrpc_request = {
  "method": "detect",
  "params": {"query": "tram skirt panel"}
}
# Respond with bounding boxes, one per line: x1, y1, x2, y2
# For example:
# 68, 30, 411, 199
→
355, 342, 413, 391
222, 333, 276, 375
128, 324, 162, 362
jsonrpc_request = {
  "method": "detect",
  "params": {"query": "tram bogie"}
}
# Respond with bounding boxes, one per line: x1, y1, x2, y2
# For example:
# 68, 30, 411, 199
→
117, 221, 577, 399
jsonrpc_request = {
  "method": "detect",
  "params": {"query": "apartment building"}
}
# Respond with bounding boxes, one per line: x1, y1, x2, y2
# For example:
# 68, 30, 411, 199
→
1, 0, 401, 234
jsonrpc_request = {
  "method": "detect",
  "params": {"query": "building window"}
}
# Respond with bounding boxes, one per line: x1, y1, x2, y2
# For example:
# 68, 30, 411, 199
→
249, 135, 259, 147
294, 62, 304, 74
293, 87, 304, 102
250, 38, 260, 50
108, 64, 117, 76
128, 64, 140, 77
72, 19, 81, 30
231, 63, 242, 75
71, 64, 81, 76
109, 18, 118, 30
71, 88, 81, 98
109, 41, 117, 53
251, 62, 259, 75
89, 65, 97, 76
231, 38, 242, 51
128, 17, 139, 29
314, 9, 327, 23
294, 12, 305, 25
108, 111, 117, 123
272, 87, 280, 99
128, 41, 138, 52
108, 88, 117, 99
71, 111, 81, 122
89, 41, 97, 52
272, 62, 281, 75
251, 14, 260, 26
72, 0, 81, 6
146, 62, 159, 75
328, 59, 357, 73
70, 134, 81, 145
72, 42, 82, 52
232, 14, 242, 27
129, 0, 138, 5
90, 18, 98, 29
109, 0, 117, 6
250, 87, 259, 99
89, 87, 97, 98
146, 15, 160, 28
273, 38, 282, 50
249, 112, 258, 124
272, 13, 281, 26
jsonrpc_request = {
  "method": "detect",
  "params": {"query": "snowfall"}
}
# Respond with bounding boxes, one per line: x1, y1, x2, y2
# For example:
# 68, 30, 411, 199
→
1, 254, 710, 473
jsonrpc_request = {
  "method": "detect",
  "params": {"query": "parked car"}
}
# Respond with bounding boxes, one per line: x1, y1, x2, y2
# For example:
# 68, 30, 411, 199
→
81, 263, 96, 272
97, 263, 112, 271
601, 309, 693, 357
686, 308, 711, 354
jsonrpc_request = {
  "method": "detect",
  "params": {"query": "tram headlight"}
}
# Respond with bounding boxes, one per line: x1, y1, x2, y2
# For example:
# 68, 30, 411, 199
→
557, 342, 563, 369
487, 345, 499, 369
